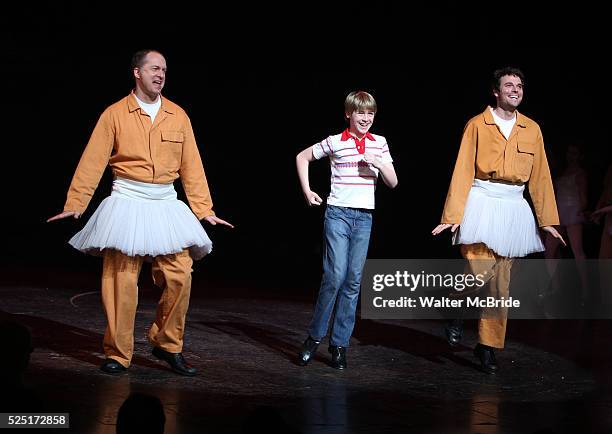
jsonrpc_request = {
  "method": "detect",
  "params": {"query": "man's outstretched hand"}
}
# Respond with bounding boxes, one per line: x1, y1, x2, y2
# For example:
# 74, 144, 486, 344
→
542, 225, 566, 247
203, 215, 234, 228
431, 223, 459, 236
47, 211, 81, 222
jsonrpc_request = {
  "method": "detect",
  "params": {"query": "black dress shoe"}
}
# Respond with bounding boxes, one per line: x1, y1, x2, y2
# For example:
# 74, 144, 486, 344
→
473, 343, 498, 374
445, 319, 464, 347
328, 345, 347, 370
298, 336, 320, 366
100, 358, 127, 374
152, 347, 197, 376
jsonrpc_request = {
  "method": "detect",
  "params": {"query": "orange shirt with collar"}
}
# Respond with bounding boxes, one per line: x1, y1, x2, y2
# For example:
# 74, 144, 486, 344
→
63, 93, 215, 220
441, 107, 559, 227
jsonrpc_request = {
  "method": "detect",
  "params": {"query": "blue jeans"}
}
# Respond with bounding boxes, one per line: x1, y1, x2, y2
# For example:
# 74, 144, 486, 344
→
308, 205, 372, 347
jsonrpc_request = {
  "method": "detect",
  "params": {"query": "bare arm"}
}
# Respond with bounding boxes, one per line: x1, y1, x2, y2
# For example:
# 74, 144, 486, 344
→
576, 170, 588, 212
596, 164, 612, 209
296, 146, 323, 206
593, 204, 612, 216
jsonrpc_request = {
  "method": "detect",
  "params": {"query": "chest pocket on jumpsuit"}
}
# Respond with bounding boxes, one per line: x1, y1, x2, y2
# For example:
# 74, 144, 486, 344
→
514, 141, 535, 179
160, 130, 184, 169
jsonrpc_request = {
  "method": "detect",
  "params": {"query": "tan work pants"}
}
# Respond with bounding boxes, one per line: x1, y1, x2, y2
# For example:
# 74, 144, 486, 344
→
461, 243, 513, 349
101, 249, 193, 367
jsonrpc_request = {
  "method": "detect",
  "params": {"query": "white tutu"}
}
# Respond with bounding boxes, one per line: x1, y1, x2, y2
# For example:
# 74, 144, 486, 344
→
69, 177, 213, 260
453, 179, 544, 258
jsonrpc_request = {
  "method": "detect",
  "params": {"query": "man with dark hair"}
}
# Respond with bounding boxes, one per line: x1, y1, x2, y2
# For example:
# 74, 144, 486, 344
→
491, 66, 525, 92
48, 50, 233, 376
130, 49, 155, 70
432, 67, 564, 374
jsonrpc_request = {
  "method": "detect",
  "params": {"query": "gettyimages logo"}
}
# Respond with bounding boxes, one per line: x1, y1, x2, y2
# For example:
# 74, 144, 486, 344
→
371, 270, 486, 292
361, 259, 612, 320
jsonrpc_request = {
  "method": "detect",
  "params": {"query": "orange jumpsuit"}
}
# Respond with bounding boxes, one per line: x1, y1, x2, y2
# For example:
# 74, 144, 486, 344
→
441, 107, 559, 348
64, 93, 215, 366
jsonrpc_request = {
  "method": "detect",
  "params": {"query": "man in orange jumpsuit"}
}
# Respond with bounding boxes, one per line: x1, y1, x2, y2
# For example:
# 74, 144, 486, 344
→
48, 49, 233, 376
433, 67, 565, 374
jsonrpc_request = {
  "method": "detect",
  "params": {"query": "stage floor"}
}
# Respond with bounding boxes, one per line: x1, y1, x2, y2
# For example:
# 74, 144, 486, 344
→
1, 275, 611, 434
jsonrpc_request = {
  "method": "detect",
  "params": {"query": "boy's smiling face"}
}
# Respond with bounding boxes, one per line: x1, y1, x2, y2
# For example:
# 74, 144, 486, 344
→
347, 109, 375, 139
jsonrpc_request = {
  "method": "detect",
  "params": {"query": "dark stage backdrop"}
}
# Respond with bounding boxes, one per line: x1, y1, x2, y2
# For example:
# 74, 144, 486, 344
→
2, 1, 610, 290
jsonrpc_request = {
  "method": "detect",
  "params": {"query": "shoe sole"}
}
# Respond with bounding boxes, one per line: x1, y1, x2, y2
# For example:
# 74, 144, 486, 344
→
100, 366, 127, 374
100, 369, 126, 374
171, 369, 197, 377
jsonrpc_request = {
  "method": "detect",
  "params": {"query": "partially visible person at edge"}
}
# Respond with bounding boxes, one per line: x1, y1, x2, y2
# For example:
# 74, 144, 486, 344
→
591, 162, 612, 305
545, 143, 589, 304
592, 162, 612, 258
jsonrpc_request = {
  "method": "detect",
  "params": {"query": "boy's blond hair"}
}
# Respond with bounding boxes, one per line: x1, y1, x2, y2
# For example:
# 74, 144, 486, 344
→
344, 91, 377, 116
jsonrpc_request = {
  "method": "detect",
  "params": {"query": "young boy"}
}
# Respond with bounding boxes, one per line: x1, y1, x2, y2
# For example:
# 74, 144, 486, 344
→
296, 91, 398, 369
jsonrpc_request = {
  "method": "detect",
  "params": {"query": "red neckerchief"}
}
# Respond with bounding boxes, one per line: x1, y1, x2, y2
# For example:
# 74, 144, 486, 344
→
340, 129, 375, 154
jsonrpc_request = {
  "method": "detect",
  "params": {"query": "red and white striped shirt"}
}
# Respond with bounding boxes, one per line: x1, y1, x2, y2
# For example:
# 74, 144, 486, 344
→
312, 129, 393, 209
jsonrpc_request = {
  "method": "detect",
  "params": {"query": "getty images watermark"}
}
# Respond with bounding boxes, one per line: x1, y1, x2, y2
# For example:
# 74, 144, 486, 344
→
361, 259, 612, 320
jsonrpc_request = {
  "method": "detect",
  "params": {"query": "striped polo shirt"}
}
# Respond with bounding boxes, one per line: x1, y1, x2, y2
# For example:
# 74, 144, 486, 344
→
312, 129, 393, 209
